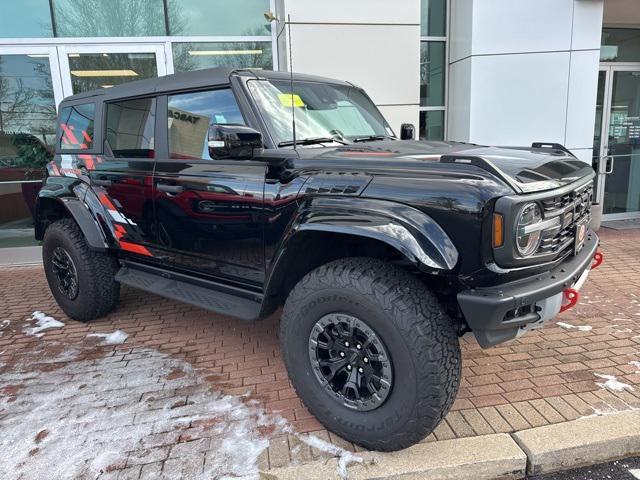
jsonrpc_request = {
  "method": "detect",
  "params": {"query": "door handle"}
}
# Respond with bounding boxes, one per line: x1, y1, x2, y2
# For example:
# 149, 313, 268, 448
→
604, 155, 614, 175
92, 178, 112, 187
157, 183, 184, 193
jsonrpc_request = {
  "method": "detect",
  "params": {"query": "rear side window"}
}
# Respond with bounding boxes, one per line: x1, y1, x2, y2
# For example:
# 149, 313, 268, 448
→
105, 98, 156, 158
59, 103, 95, 150
167, 88, 244, 160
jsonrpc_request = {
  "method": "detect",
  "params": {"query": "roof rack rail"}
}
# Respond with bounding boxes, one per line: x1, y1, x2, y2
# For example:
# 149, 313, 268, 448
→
530, 142, 576, 157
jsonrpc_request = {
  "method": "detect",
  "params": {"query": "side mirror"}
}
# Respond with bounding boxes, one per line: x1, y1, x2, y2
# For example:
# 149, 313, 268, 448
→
400, 123, 415, 140
208, 124, 263, 160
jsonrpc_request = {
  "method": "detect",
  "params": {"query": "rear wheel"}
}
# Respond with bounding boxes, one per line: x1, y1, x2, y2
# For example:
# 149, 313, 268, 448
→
280, 257, 461, 451
43, 218, 120, 321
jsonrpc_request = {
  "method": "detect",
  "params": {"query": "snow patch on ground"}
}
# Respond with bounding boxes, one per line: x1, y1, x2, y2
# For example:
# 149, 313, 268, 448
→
629, 361, 640, 373
556, 321, 592, 332
86, 330, 128, 345
23, 312, 64, 337
595, 373, 635, 392
0, 346, 298, 480
298, 434, 363, 479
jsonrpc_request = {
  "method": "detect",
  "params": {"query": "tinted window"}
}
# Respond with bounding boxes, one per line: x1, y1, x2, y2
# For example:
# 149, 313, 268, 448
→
167, 89, 244, 160
172, 42, 273, 72
52, 0, 165, 37
59, 103, 95, 150
0, 0, 53, 37
105, 98, 156, 158
167, 0, 270, 36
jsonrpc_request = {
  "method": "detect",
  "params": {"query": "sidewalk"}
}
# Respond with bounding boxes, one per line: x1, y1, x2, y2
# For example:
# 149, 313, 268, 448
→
0, 227, 639, 479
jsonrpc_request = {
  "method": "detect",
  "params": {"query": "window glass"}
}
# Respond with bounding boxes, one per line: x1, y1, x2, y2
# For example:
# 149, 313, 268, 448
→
0, 0, 53, 37
0, 54, 57, 249
419, 110, 444, 140
248, 79, 392, 146
167, 0, 271, 36
52, 0, 165, 37
601, 28, 640, 62
421, 0, 446, 37
0, 55, 56, 180
68, 52, 158, 94
168, 89, 244, 160
59, 103, 95, 150
172, 42, 273, 72
106, 98, 156, 158
420, 42, 446, 107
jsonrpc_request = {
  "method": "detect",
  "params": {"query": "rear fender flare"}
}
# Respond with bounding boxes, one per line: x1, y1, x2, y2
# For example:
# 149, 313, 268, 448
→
35, 177, 110, 250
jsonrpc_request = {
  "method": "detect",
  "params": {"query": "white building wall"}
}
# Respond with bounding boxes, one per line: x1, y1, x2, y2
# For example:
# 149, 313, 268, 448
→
275, 0, 421, 135
448, 0, 604, 163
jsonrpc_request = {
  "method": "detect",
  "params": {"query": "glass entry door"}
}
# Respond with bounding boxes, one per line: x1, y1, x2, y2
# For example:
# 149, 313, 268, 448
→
0, 46, 63, 247
59, 44, 166, 96
595, 65, 640, 219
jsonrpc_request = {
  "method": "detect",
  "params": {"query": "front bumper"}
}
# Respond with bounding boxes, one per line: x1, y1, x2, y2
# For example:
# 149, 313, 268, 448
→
458, 230, 599, 348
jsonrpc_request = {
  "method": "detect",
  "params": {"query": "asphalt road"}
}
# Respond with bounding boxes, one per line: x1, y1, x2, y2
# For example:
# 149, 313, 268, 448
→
529, 457, 640, 480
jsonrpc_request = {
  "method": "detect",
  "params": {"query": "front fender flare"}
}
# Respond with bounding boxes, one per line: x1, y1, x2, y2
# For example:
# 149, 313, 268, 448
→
290, 197, 458, 271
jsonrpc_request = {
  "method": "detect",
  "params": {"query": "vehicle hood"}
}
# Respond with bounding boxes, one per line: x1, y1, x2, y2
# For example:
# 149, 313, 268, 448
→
293, 140, 594, 193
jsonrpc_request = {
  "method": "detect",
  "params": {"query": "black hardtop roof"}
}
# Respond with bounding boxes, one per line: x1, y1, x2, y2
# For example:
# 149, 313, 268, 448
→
59, 67, 352, 105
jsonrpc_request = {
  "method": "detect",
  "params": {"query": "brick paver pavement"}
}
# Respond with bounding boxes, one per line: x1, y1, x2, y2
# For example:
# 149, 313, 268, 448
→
1, 227, 639, 478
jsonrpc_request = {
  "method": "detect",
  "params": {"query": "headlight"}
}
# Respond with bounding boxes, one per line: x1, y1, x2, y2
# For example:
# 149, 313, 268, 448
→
516, 203, 543, 256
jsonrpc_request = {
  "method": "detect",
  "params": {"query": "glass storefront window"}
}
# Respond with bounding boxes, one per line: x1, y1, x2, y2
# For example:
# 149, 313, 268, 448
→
52, 0, 166, 37
167, 0, 271, 36
419, 110, 445, 140
172, 42, 273, 72
420, 41, 446, 107
421, 0, 446, 37
0, 54, 57, 248
68, 52, 158, 93
601, 28, 640, 63
0, 0, 54, 38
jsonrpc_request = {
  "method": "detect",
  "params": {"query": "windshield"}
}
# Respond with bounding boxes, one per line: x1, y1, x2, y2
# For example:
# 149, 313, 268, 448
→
247, 79, 394, 146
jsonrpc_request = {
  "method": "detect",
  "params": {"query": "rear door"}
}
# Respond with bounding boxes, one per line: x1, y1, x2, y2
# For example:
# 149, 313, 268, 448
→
152, 87, 266, 284
83, 97, 158, 257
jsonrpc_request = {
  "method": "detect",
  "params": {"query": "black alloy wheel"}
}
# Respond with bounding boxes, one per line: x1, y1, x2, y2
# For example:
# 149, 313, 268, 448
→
51, 246, 79, 300
308, 313, 393, 411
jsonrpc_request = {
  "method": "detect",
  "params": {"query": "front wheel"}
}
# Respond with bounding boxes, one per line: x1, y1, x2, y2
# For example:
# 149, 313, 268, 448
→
43, 218, 120, 321
280, 257, 461, 451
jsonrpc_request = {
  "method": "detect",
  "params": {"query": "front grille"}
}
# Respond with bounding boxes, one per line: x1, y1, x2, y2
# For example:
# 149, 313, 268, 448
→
537, 182, 593, 256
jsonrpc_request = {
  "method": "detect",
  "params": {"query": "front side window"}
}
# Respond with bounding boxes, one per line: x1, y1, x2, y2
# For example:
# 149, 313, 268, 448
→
105, 98, 156, 158
167, 89, 244, 160
59, 103, 95, 150
247, 79, 392, 146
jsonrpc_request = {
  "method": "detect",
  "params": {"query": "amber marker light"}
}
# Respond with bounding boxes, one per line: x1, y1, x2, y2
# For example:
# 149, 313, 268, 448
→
493, 213, 504, 248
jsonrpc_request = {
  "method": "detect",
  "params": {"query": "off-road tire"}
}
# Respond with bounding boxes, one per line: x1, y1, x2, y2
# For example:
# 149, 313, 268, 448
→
43, 218, 120, 321
280, 257, 461, 451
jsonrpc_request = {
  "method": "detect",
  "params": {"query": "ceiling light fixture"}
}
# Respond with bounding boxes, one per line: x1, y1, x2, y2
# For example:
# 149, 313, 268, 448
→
188, 49, 263, 56
71, 69, 138, 77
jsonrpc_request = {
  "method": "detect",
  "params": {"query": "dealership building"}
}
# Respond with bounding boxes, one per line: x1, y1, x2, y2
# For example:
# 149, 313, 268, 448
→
0, 0, 638, 253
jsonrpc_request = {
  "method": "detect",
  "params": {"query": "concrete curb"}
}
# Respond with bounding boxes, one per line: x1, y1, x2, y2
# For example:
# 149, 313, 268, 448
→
263, 410, 640, 480
513, 409, 640, 476
264, 433, 526, 480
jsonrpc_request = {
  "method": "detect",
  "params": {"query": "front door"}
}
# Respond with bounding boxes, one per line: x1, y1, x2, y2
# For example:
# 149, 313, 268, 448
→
153, 87, 266, 284
594, 65, 640, 219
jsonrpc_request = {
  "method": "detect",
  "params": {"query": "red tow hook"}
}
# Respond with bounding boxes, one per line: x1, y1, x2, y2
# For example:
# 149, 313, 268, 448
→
560, 288, 580, 313
591, 250, 604, 270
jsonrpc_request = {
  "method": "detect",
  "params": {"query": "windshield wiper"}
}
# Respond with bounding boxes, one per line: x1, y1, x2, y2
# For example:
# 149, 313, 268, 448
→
352, 135, 396, 143
277, 136, 349, 147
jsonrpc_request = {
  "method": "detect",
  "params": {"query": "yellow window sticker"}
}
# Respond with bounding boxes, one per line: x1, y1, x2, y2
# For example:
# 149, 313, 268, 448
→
278, 93, 305, 108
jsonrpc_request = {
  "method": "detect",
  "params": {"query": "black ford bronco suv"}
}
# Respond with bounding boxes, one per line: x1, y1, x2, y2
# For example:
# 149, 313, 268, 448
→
36, 67, 602, 451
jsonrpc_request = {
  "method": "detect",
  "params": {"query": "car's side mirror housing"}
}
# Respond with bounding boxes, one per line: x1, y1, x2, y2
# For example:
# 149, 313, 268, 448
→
400, 123, 415, 140
208, 124, 263, 160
